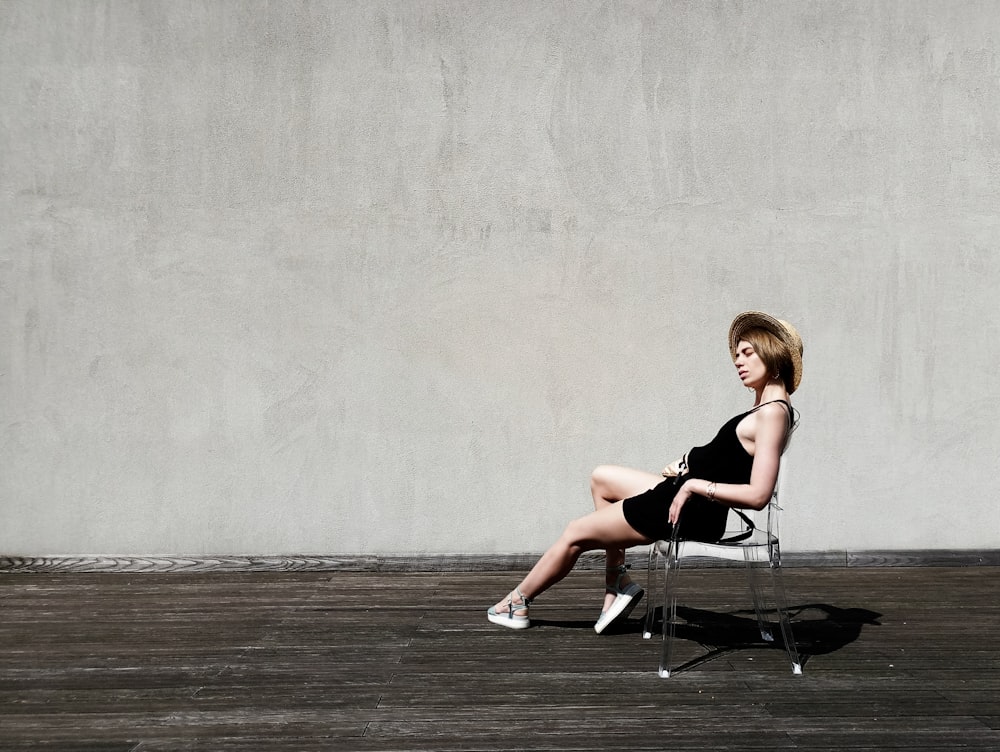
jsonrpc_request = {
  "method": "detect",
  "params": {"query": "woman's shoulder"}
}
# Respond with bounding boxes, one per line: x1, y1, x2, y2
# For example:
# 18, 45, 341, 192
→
756, 398, 792, 413
752, 399, 797, 439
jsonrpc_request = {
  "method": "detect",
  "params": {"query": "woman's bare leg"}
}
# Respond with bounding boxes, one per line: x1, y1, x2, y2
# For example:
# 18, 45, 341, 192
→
491, 500, 652, 614
590, 465, 662, 610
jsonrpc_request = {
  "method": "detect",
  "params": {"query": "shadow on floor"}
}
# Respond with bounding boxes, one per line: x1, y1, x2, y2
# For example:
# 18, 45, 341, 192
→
533, 602, 882, 672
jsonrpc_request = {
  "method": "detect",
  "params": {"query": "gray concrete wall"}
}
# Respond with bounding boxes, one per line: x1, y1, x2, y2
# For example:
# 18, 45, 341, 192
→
2, 0, 998, 557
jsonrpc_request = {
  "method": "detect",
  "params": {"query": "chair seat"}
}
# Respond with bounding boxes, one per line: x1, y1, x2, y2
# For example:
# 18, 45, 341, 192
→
662, 533, 777, 563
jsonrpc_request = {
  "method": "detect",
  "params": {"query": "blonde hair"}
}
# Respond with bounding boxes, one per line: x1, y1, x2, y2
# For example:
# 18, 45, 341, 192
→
736, 327, 796, 393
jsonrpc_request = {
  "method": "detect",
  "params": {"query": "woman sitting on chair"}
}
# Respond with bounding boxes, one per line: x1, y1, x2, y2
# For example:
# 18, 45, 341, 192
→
487, 311, 803, 634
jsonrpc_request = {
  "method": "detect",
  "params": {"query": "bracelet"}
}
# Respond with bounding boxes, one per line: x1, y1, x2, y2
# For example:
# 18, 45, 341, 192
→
707, 482, 717, 501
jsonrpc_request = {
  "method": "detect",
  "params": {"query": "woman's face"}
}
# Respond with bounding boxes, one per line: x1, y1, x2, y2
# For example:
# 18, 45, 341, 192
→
734, 339, 769, 390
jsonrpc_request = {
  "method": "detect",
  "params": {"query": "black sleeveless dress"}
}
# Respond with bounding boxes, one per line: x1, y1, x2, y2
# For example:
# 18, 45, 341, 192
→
621, 400, 791, 542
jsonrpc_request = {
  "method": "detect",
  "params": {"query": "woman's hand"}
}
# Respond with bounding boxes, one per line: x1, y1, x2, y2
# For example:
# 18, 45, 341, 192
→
661, 456, 687, 478
669, 481, 694, 525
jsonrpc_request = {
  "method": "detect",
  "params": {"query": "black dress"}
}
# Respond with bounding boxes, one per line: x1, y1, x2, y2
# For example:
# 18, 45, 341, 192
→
621, 400, 791, 542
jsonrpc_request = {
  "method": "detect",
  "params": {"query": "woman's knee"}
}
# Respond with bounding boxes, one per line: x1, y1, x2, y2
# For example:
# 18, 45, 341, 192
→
591, 464, 660, 505
562, 515, 603, 554
590, 464, 616, 496
559, 518, 584, 550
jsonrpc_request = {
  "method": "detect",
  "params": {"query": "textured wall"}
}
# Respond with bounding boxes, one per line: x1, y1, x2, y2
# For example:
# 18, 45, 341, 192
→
2, 0, 999, 556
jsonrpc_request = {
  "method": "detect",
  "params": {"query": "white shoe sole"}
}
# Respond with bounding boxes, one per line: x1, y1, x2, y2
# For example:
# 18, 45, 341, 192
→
487, 609, 531, 630
594, 589, 644, 634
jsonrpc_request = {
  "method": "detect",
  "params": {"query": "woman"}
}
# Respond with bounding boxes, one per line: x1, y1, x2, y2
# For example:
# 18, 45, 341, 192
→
487, 311, 803, 633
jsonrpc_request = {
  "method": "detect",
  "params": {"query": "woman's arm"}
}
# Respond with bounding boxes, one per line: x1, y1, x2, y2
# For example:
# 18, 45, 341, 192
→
668, 403, 788, 525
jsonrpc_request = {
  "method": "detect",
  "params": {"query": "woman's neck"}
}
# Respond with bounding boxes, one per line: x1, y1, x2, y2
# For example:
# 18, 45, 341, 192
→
753, 380, 789, 407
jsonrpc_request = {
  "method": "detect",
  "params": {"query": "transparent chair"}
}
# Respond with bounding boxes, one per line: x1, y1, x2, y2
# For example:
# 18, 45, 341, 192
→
642, 466, 802, 678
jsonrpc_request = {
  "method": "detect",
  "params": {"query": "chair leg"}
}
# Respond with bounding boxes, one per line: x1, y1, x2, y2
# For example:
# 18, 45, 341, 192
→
744, 559, 775, 642
658, 541, 680, 678
767, 557, 803, 675
642, 544, 657, 640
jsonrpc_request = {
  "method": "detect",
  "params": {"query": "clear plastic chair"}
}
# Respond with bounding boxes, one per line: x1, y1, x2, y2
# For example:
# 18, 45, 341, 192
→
642, 466, 802, 678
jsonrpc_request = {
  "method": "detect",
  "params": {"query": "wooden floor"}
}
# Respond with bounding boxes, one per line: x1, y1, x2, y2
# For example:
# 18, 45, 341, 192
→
2, 566, 998, 751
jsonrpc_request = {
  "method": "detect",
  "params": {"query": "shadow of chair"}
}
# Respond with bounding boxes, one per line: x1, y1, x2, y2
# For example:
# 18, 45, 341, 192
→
639, 602, 882, 673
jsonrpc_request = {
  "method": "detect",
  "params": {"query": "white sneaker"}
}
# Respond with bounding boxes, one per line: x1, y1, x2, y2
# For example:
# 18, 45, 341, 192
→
595, 568, 644, 634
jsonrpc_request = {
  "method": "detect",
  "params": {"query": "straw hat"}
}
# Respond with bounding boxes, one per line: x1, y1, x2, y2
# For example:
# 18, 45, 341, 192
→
728, 311, 803, 393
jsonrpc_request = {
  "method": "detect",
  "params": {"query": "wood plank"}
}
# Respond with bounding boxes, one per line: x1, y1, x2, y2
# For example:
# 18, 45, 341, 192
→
0, 568, 998, 750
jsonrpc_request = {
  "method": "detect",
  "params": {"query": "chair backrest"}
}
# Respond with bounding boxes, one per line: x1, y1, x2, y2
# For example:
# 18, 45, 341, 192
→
740, 451, 788, 546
